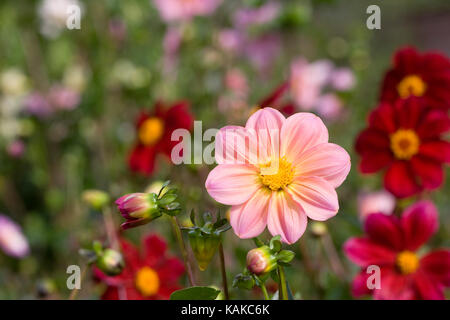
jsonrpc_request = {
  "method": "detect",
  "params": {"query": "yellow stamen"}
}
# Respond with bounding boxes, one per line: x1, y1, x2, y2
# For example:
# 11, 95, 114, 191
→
138, 117, 164, 146
135, 266, 160, 296
396, 251, 419, 275
397, 75, 427, 98
390, 129, 420, 160
259, 157, 294, 191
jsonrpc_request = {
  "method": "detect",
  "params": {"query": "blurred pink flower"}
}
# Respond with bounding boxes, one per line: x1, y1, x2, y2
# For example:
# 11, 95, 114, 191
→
48, 85, 80, 110
290, 58, 333, 110
233, 2, 280, 29
108, 19, 127, 43
315, 93, 343, 121
25, 92, 52, 118
0, 214, 30, 258
217, 29, 244, 54
358, 190, 396, 221
152, 0, 222, 22
7, 140, 25, 158
330, 68, 356, 91
225, 68, 248, 97
163, 27, 182, 74
245, 34, 281, 75
205, 108, 350, 244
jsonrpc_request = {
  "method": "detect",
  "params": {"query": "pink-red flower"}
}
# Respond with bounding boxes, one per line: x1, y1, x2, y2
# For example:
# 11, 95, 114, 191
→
152, 0, 222, 22
129, 101, 193, 176
0, 214, 29, 258
205, 108, 350, 244
344, 201, 450, 300
355, 98, 450, 198
95, 234, 185, 300
380, 47, 450, 111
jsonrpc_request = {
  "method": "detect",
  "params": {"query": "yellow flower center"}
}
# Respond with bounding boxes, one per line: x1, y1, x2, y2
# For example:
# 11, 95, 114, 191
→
390, 129, 420, 160
397, 75, 427, 98
259, 157, 294, 191
396, 251, 419, 275
138, 117, 164, 146
135, 266, 160, 297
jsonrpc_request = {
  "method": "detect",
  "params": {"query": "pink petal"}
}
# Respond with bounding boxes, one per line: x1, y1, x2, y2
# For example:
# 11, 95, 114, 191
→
373, 268, 416, 300
420, 250, 450, 286
294, 143, 351, 188
286, 176, 338, 221
343, 238, 396, 267
245, 107, 285, 163
401, 200, 438, 251
364, 214, 403, 251
351, 271, 371, 298
205, 164, 259, 205
413, 272, 445, 300
229, 188, 271, 239
280, 113, 328, 162
215, 125, 258, 165
266, 192, 307, 244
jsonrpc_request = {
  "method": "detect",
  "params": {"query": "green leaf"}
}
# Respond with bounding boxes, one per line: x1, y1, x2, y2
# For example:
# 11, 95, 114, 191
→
170, 286, 221, 300
253, 237, 264, 247
277, 250, 295, 263
269, 236, 282, 252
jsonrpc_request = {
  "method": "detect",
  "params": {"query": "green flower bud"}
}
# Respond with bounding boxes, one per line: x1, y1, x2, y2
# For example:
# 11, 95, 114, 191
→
188, 232, 221, 271
96, 248, 125, 276
232, 272, 255, 290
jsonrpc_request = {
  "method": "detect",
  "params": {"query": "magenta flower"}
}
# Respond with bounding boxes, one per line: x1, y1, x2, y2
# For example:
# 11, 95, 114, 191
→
152, 0, 222, 22
205, 108, 350, 244
0, 215, 30, 258
344, 201, 450, 300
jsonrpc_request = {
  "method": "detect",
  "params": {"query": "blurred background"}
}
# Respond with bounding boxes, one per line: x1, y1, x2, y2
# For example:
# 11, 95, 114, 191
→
0, 0, 449, 299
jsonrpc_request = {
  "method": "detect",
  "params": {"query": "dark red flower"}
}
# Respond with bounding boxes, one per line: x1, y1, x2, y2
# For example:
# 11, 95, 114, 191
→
380, 47, 450, 111
94, 234, 185, 300
355, 98, 450, 198
344, 201, 450, 300
129, 101, 194, 175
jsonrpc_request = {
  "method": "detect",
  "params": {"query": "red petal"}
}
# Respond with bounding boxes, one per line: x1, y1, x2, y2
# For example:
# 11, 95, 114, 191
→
157, 257, 185, 283
355, 128, 390, 155
128, 145, 157, 176
416, 110, 450, 139
394, 98, 423, 129
359, 152, 393, 173
120, 238, 142, 271
364, 214, 403, 251
343, 237, 396, 267
410, 155, 444, 190
259, 82, 289, 108
373, 267, 416, 300
384, 161, 421, 198
165, 101, 194, 132
351, 271, 371, 298
400, 200, 438, 251
413, 272, 445, 300
419, 140, 450, 164
143, 234, 167, 267
393, 47, 420, 74
368, 103, 397, 133
420, 250, 450, 286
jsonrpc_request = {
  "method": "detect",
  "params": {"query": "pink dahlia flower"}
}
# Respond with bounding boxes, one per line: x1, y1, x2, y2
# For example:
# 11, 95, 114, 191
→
152, 0, 222, 22
0, 214, 30, 258
344, 201, 450, 300
205, 108, 351, 244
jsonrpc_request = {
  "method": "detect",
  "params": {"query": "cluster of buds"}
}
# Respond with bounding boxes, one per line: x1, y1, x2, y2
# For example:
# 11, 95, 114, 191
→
182, 211, 230, 271
116, 181, 181, 230
79, 241, 125, 276
233, 236, 295, 290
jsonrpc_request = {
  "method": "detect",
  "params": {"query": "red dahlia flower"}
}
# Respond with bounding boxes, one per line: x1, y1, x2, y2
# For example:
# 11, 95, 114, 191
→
355, 98, 450, 198
129, 101, 194, 175
94, 234, 185, 300
344, 201, 450, 300
380, 47, 450, 111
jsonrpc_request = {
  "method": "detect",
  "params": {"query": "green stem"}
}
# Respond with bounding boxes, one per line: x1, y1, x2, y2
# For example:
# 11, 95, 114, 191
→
260, 282, 270, 300
170, 216, 195, 286
278, 265, 288, 300
218, 242, 230, 300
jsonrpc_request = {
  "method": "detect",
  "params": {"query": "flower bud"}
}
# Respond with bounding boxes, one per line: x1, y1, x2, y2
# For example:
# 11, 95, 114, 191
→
82, 189, 110, 210
246, 245, 277, 275
310, 221, 328, 237
96, 248, 125, 276
115, 193, 161, 229
188, 233, 221, 271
